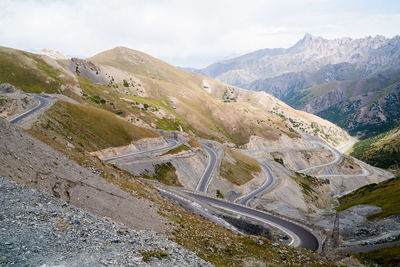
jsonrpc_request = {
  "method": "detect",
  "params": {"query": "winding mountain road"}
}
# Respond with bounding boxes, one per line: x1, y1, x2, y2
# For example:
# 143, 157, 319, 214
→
100, 131, 363, 252
298, 141, 342, 174
195, 144, 217, 192
186, 191, 319, 250
236, 162, 274, 205
190, 144, 319, 250
104, 140, 180, 162
9, 94, 50, 124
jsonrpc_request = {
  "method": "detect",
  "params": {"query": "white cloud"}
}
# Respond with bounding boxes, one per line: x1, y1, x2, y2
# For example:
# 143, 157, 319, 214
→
0, 0, 399, 67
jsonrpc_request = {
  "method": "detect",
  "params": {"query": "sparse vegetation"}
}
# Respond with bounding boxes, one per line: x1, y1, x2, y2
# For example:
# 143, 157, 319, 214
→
222, 87, 237, 102
273, 157, 284, 165
140, 250, 169, 262
220, 148, 261, 186
32, 100, 159, 151
216, 189, 224, 199
156, 118, 180, 131
353, 245, 400, 266
151, 162, 182, 187
188, 136, 201, 148
291, 172, 330, 207
162, 144, 190, 155
336, 177, 400, 219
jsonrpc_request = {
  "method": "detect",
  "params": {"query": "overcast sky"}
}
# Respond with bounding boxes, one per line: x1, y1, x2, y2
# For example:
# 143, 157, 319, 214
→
1, 0, 400, 68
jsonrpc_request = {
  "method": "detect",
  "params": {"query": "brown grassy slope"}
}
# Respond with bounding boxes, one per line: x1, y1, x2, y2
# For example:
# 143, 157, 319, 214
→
353, 245, 400, 266
32, 100, 159, 151
88, 47, 301, 146
87, 46, 202, 90
220, 147, 261, 185
0, 46, 76, 93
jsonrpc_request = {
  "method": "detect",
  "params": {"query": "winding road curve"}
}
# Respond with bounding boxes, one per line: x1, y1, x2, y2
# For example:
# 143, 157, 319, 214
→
236, 161, 274, 205
298, 141, 342, 174
9, 94, 50, 124
186, 191, 319, 250
192, 144, 319, 250
196, 144, 217, 192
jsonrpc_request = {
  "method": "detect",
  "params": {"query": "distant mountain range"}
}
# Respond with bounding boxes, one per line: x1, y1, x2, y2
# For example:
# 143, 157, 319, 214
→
190, 34, 400, 137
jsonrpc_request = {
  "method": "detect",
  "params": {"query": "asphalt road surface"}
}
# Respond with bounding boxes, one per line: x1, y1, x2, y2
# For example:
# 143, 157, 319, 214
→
196, 144, 217, 192
237, 162, 274, 205
187, 191, 319, 251
10, 94, 50, 124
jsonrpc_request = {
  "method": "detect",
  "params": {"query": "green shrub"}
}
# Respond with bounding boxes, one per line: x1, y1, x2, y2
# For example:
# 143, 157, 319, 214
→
140, 250, 169, 263
123, 79, 129, 87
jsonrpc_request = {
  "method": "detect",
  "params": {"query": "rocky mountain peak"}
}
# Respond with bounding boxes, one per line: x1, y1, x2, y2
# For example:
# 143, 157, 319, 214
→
302, 32, 322, 42
289, 33, 325, 51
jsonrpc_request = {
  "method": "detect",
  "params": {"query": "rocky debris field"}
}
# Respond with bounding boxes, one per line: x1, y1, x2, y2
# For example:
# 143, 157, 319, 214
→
0, 176, 211, 266
0, 117, 168, 232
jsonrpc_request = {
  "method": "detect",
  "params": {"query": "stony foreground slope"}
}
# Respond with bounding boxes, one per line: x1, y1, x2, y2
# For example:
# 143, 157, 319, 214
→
0, 176, 209, 266
0, 117, 168, 232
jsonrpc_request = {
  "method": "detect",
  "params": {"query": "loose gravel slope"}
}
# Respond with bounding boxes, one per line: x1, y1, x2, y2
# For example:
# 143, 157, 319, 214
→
0, 176, 211, 266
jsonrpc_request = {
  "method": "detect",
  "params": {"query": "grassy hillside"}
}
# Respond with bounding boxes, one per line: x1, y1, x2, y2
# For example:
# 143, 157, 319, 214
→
88, 47, 301, 146
353, 245, 400, 266
32, 100, 159, 151
350, 126, 400, 169
336, 177, 400, 219
220, 148, 261, 185
163, 144, 190, 155
0, 46, 75, 93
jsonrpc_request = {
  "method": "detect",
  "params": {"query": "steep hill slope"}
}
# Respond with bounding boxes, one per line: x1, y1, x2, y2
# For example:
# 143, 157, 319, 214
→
337, 177, 400, 220
31, 100, 160, 151
350, 126, 400, 170
87, 46, 351, 147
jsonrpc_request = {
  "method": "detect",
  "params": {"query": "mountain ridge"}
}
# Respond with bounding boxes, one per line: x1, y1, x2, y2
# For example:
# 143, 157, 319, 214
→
190, 33, 400, 137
